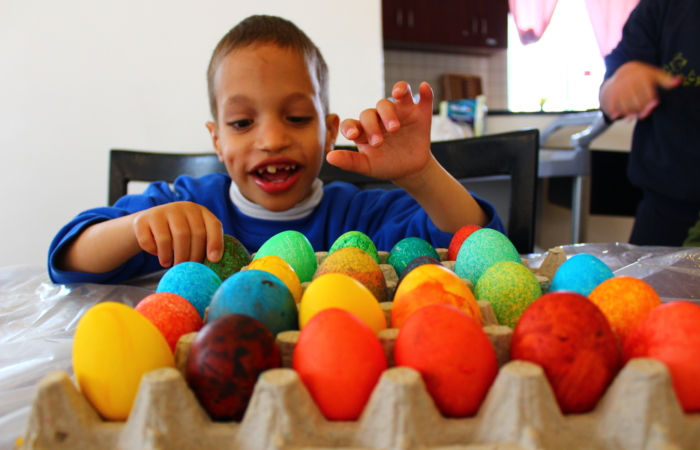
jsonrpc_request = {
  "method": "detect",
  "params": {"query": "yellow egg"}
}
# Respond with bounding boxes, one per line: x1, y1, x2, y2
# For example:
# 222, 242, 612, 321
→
73, 302, 176, 420
299, 273, 387, 333
248, 255, 303, 303
314, 247, 387, 302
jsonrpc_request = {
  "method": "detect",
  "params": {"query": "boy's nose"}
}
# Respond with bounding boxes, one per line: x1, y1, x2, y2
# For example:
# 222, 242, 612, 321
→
255, 119, 290, 153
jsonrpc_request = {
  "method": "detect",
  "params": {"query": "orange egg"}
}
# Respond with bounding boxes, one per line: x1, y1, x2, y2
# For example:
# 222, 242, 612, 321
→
293, 308, 387, 420
314, 247, 387, 302
392, 263, 481, 328
394, 304, 497, 417
135, 292, 203, 352
248, 255, 303, 303
588, 276, 661, 344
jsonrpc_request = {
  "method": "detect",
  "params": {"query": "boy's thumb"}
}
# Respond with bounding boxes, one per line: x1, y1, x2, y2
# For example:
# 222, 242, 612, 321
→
658, 72, 682, 89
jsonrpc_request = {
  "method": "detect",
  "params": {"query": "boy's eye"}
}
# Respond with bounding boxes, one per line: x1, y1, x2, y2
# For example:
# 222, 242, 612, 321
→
288, 116, 312, 125
228, 119, 253, 129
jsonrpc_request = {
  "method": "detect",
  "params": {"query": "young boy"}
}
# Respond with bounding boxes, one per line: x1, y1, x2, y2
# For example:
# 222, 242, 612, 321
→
48, 15, 504, 285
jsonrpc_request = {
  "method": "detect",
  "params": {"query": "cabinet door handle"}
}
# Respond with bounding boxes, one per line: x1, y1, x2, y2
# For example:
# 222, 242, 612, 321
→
482, 18, 488, 35
396, 8, 403, 26
407, 9, 414, 28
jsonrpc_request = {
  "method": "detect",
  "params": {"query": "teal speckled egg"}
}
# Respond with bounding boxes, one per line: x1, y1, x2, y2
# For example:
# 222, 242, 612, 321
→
328, 231, 380, 263
253, 231, 317, 283
455, 228, 521, 283
475, 261, 542, 328
156, 262, 222, 319
204, 234, 251, 281
387, 237, 439, 277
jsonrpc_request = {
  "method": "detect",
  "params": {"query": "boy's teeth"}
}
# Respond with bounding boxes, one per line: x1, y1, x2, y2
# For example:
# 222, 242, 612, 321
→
267, 166, 277, 174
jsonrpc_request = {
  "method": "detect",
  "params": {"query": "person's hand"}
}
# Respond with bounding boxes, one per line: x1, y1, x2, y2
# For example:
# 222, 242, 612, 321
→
329, 81, 433, 182
132, 202, 223, 267
600, 61, 682, 121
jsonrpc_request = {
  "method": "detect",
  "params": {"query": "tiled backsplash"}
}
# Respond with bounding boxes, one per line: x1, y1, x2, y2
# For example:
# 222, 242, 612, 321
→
383, 49, 508, 111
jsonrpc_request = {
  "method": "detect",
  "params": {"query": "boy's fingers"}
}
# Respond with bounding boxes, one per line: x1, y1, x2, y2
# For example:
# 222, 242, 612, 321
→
149, 220, 173, 267
186, 213, 207, 263
204, 213, 224, 263
375, 99, 400, 132
359, 108, 384, 147
417, 82, 434, 111
638, 98, 659, 120
326, 149, 372, 176
168, 215, 191, 266
658, 72, 682, 90
392, 82, 415, 107
339, 119, 363, 141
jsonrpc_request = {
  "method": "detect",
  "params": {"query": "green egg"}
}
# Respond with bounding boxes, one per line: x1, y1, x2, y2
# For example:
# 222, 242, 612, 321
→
204, 234, 251, 281
253, 231, 317, 283
455, 228, 521, 284
328, 231, 380, 263
387, 237, 439, 277
475, 261, 542, 328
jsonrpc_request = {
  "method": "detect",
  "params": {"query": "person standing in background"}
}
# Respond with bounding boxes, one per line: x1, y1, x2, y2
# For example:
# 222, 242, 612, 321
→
599, 0, 700, 247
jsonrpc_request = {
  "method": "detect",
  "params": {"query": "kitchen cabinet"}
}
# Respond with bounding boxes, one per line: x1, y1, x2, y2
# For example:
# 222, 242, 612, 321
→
382, 0, 508, 54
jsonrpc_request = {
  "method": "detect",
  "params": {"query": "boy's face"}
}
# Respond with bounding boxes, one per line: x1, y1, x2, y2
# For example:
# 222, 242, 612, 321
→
206, 44, 339, 212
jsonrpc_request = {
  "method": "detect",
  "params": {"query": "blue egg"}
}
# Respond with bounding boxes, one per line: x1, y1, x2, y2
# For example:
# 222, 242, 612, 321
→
387, 237, 439, 277
156, 262, 222, 319
455, 228, 521, 283
208, 269, 298, 335
550, 253, 614, 296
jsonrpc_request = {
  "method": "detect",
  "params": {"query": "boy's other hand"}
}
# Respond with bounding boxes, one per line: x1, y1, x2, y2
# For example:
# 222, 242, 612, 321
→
132, 202, 224, 268
330, 81, 433, 182
600, 61, 682, 121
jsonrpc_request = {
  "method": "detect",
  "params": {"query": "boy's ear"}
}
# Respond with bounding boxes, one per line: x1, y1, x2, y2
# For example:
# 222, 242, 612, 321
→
324, 114, 340, 154
206, 121, 223, 162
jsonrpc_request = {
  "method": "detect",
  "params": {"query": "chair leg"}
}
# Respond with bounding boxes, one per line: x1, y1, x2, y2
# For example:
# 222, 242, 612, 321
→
571, 175, 590, 244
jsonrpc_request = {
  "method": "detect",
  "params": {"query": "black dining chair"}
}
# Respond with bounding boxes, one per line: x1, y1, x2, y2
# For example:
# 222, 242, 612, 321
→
109, 129, 539, 253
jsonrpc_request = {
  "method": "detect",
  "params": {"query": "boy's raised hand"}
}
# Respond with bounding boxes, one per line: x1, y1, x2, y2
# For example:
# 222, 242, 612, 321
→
132, 202, 224, 268
329, 81, 433, 182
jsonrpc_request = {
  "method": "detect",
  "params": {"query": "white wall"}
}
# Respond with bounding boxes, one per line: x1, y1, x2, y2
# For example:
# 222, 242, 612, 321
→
0, 0, 384, 268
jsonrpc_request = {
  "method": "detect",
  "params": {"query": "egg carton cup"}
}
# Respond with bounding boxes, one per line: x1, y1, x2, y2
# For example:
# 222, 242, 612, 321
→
21, 356, 700, 450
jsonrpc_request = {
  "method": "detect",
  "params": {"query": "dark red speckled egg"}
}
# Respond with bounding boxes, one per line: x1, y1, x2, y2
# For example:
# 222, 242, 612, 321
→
186, 314, 281, 421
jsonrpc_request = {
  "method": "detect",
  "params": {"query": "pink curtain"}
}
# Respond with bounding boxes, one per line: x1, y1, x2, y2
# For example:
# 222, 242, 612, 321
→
584, 0, 640, 57
508, 0, 560, 45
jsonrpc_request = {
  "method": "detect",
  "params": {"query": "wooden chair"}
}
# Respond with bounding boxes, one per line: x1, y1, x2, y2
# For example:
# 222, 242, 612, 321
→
109, 129, 539, 253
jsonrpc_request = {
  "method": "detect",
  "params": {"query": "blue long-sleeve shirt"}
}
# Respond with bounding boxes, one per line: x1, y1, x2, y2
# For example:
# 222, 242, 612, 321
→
48, 174, 505, 284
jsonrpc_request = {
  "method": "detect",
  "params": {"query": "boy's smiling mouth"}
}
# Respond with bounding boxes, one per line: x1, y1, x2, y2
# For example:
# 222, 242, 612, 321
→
250, 160, 302, 194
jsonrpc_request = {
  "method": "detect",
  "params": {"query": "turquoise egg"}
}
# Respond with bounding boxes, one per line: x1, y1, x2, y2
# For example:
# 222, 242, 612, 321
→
455, 228, 521, 283
387, 237, 439, 277
328, 231, 380, 263
208, 270, 298, 335
550, 253, 614, 296
253, 231, 317, 283
156, 262, 222, 319
204, 234, 251, 281
475, 261, 542, 328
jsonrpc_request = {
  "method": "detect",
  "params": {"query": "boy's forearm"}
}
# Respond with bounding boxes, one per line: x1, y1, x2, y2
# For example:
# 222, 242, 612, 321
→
57, 214, 142, 274
395, 155, 489, 234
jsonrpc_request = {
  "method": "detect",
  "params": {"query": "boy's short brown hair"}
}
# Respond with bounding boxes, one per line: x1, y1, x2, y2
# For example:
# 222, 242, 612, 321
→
207, 15, 330, 120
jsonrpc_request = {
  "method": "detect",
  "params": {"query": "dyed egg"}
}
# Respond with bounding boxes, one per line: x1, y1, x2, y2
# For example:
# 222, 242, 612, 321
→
293, 308, 387, 420
186, 314, 281, 421
392, 263, 482, 328
395, 304, 498, 417
204, 234, 251, 281
511, 292, 620, 414
156, 262, 222, 319
623, 301, 700, 412
396, 255, 441, 288
73, 302, 175, 420
550, 253, 614, 296
208, 270, 298, 335
447, 224, 482, 261
135, 292, 203, 352
253, 230, 317, 283
474, 261, 542, 328
328, 230, 380, 264
455, 228, 521, 283
387, 237, 439, 277
314, 246, 387, 302
248, 255, 303, 303
588, 276, 661, 344
299, 273, 387, 333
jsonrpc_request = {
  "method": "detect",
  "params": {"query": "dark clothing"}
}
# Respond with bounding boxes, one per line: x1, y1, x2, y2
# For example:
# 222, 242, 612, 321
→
604, 0, 700, 245
630, 189, 700, 246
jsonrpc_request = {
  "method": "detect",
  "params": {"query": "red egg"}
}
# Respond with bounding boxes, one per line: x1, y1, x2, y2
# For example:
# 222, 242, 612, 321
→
186, 314, 281, 421
447, 224, 481, 261
293, 308, 387, 420
511, 292, 620, 414
135, 292, 203, 352
394, 304, 497, 417
623, 301, 700, 413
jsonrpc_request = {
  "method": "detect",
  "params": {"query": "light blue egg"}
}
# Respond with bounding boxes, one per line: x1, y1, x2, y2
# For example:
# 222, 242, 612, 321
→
455, 228, 521, 283
156, 262, 222, 319
387, 237, 439, 277
208, 269, 298, 335
550, 253, 613, 296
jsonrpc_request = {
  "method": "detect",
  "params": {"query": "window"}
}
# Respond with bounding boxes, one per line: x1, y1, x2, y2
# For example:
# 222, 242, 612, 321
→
507, 0, 605, 112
